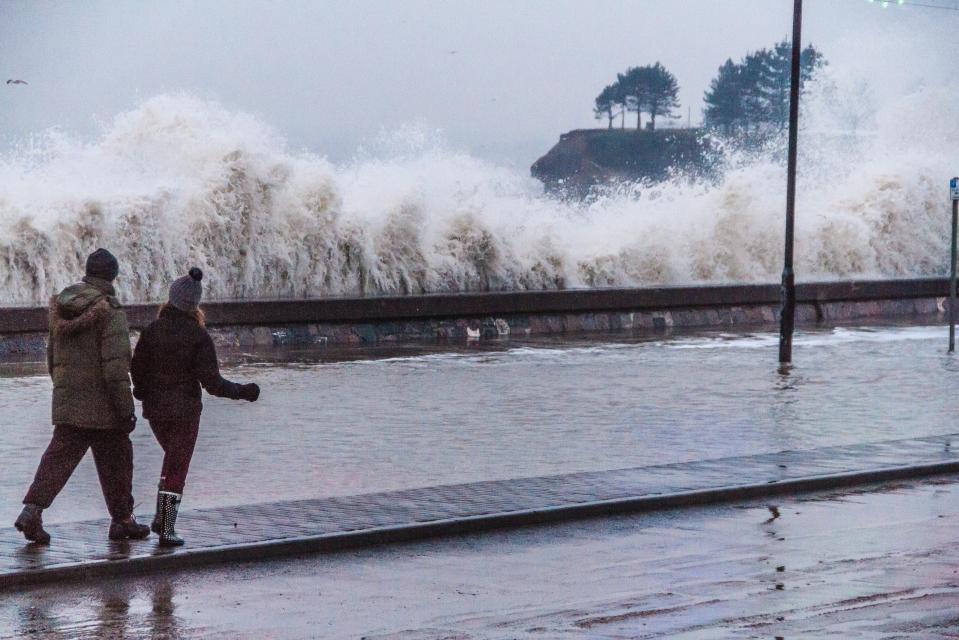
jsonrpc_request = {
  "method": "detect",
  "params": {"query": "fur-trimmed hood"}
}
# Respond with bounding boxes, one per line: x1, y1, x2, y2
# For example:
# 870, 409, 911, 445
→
50, 280, 120, 336
47, 276, 134, 430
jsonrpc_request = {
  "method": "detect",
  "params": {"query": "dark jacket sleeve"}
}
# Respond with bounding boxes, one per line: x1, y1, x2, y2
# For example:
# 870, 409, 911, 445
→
193, 330, 244, 400
100, 306, 135, 419
130, 326, 151, 401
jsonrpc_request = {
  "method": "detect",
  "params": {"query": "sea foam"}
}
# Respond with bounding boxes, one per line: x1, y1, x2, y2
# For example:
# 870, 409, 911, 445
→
0, 60, 955, 304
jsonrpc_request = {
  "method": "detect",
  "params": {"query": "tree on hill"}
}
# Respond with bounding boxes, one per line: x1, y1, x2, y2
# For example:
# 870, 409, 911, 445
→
740, 48, 773, 131
640, 62, 681, 131
614, 80, 628, 128
703, 42, 826, 138
703, 59, 744, 135
617, 67, 647, 129
763, 40, 826, 130
593, 84, 620, 129
609, 62, 680, 131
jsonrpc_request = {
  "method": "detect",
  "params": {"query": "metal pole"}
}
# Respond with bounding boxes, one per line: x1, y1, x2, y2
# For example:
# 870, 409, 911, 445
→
950, 194, 957, 353
779, 0, 803, 366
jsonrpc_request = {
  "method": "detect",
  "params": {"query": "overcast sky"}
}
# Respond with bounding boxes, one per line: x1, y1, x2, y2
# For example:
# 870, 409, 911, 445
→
0, 0, 953, 166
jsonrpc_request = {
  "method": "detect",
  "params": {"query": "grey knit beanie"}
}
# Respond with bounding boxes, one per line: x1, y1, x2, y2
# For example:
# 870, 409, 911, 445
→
168, 267, 203, 313
85, 248, 119, 282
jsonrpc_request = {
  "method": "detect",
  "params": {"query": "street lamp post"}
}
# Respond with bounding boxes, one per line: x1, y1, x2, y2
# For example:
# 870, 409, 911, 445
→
950, 178, 959, 353
779, 0, 804, 366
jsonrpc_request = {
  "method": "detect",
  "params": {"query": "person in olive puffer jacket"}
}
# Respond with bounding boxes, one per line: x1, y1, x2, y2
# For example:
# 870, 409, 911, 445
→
15, 248, 151, 544
131, 267, 260, 546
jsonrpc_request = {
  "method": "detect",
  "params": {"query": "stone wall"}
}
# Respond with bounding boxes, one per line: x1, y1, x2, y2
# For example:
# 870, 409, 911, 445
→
1, 296, 943, 359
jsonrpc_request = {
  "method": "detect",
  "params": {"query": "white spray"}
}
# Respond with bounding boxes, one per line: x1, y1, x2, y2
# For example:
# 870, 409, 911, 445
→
0, 41, 955, 304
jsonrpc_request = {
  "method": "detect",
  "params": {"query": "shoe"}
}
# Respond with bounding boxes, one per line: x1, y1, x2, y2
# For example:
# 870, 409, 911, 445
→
157, 491, 185, 547
109, 514, 151, 540
14, 504, 50, 545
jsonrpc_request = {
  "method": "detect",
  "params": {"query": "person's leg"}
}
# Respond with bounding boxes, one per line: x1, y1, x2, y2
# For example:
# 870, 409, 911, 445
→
157, 417, 200, 494
148, 420, 173, 534
17, 425, 91, 544
149, 420, 174, 491
152, 416, 199, 546
90, 429, 135, 520
91, 429, 150, 540
23, 425, 91, 509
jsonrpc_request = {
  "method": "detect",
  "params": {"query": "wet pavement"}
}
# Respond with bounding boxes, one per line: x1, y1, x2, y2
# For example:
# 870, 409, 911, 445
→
3, 476, 959, 639
3, 324, 959, 637
1, 433, 957, 592
4, 324, 959, 526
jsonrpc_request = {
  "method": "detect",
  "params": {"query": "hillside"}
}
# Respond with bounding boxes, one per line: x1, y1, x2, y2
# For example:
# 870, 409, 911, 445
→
531, 128, 712, 197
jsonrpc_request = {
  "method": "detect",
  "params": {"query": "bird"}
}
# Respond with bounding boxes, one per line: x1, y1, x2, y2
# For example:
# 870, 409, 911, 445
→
6, 79, 27, 85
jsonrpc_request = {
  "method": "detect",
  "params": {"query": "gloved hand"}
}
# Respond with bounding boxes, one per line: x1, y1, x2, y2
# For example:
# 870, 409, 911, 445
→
120, 414, 137, 432
240, 383, 260, 402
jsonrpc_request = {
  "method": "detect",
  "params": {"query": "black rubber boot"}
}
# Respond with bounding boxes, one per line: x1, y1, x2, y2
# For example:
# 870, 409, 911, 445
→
158, 491, 184, 547
14, 504, 50, 545
109, 514, 151, 540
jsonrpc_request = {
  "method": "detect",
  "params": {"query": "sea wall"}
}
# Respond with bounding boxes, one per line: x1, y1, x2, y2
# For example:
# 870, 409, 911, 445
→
0, 278, 948, 359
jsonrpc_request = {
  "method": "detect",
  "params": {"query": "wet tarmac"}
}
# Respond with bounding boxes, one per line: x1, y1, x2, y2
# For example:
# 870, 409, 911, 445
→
3, 324, 959, 525
2, 477, 958, 638
3, 433, 955, 589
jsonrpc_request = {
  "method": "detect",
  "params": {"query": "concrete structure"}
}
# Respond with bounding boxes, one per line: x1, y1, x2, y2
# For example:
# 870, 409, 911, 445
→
0, 278, 948, 357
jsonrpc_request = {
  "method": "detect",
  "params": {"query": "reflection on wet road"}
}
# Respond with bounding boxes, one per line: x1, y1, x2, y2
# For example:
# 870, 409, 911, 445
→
12, 580, 179, 640
3, 478, 958, 639
2, 324, 958, 525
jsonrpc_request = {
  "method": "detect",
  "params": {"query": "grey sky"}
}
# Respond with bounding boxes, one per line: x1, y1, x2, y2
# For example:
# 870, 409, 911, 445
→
0, 0, 951, 166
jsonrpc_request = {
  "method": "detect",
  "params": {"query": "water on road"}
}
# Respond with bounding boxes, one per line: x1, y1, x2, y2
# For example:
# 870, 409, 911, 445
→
4, 477, 959, 639
2, 324, 958, 524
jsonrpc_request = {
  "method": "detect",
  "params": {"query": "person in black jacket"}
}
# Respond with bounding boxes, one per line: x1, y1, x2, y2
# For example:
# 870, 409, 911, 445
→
131, 268, 260, 546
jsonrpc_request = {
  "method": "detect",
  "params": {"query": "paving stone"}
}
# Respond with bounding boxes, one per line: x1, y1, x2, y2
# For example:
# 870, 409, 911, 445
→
1, 433, 958, 585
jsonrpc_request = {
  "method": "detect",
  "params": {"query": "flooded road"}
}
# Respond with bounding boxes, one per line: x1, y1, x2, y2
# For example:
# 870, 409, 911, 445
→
3, 477, 958, 639
2, 324, 959, 525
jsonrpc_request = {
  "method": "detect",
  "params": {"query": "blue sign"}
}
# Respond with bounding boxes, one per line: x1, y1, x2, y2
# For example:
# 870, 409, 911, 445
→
952, 177, 959, 201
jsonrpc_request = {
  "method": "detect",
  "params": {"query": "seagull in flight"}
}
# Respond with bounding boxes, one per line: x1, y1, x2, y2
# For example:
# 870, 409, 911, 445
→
6, 79, 28, 85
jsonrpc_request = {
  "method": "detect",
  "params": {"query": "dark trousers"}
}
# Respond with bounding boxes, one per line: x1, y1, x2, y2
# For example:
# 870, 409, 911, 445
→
24, 425, 135, 520
149, 416, 200, 494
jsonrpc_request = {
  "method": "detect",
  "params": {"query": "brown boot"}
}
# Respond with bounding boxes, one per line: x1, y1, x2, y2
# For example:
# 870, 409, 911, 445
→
14, 504, 51, 545
108, 514, 151, 540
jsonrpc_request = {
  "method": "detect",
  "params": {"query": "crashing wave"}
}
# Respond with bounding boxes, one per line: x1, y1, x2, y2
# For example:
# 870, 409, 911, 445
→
0, 74, 955, 304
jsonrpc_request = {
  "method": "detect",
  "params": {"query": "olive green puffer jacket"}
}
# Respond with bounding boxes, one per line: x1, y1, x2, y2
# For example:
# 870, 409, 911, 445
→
47, 277, 135, 430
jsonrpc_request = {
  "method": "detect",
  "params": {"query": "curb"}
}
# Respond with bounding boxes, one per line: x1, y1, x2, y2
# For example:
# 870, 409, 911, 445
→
3, 458, 958, 590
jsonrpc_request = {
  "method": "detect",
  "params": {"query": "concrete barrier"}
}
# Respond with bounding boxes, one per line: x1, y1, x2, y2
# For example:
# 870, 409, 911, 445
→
0, 277, 947, 333
0, 278, 947, 355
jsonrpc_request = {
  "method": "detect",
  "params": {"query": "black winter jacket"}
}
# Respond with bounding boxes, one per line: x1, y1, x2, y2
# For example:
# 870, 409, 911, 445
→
131, 306, 244, 422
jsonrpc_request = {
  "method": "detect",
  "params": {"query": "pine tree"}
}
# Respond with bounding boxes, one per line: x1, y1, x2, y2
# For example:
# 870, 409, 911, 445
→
702, 42, 826, 137
762, 41, 826, 130
593, 85, 619, 129
614, 63, 680, 131
703, 59, 745, 135
641, 62, 680, 131
617, 68, 646, 129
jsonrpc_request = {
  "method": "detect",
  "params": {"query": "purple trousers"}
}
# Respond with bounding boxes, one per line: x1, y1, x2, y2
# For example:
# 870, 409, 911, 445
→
24, 425, 135, 520
149, 416, 200, 494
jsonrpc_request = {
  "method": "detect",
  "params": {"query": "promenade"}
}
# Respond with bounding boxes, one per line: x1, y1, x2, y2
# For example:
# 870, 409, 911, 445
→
3, 433, 958, 590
